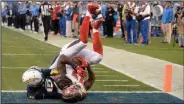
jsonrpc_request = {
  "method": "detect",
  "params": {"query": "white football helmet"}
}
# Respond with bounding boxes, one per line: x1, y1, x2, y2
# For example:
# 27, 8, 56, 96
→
22, 66, 44, 87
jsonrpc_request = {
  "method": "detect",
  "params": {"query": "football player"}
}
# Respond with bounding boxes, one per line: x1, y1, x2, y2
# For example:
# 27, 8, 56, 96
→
22, 2, 104, 102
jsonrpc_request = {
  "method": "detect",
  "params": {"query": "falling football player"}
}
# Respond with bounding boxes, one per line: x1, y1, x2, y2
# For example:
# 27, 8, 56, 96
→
22, 2, 104, 102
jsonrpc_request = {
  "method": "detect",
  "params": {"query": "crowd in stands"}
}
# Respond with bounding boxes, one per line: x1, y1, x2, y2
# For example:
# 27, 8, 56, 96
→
1, 1, 184, 48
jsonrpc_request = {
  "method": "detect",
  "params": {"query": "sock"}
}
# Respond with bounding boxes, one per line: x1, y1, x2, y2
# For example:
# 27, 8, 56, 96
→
80, 16, 90, 43
93, 29, 103, 55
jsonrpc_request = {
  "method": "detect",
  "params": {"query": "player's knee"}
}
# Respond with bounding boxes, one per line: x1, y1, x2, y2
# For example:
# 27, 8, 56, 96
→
89, 53, 102, 65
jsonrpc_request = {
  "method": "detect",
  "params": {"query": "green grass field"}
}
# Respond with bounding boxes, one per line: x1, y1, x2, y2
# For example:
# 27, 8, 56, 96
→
2, 27, 158, 91
99, 38, 184, 65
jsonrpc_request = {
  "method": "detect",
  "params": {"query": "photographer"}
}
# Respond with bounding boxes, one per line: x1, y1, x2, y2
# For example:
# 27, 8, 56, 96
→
175, 2, 184, 48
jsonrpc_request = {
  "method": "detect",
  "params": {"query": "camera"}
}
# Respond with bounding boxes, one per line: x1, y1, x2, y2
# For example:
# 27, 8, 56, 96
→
175, 7, 183, 18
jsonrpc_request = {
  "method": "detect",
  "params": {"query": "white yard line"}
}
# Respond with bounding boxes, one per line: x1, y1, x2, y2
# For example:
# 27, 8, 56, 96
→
104, 85, 140, 87
2, 53, 54, 56
2, 46, 43, 49
1, 90, 162, 93
96, 80, 128, 82
92, 68, 104, 69
2, 67, 28, 69
88, 91, 162, 93
2, 67, 46, 69
94, 71, 109, 73
95, 75, 119, 77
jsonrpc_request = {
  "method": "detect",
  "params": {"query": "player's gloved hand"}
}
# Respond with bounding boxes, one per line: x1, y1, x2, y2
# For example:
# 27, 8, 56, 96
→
75, 66, 87, 77
91, 18, 105, 30
50, 69, 59, 76
76, 56, 88, 68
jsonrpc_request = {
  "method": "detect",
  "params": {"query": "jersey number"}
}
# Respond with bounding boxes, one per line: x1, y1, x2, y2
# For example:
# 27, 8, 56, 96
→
45, 79, 54, 92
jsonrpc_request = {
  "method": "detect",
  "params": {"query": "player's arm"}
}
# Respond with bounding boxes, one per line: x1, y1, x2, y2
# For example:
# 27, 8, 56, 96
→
84, 65, 95, 90
57, 55, 78, 71
26, 86, 46, 99
57, 55, 86, 77
27, 84, 61, 99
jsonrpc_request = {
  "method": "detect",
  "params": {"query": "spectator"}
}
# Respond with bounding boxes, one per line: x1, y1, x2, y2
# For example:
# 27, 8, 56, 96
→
138, 1, 151, 46
125, 1, 138, 44
7, 4, 13, 27
176, 3, 184, 48
121, 1, 128, 41
106, 3, 116, 37
79, 3, 87, 26
112, 3, 118, 37
101, 2, 108, 37
161, 1, 174, 44
13, 2, 20, 29
18, 1, 27, 31
1, 6, 7, 26
117, 2, 125, 39
51, 1, 60, 35
57, 4, 66, 37
29, 1, 40, 33
65, 2, 73, 38
72, 1, 79, 38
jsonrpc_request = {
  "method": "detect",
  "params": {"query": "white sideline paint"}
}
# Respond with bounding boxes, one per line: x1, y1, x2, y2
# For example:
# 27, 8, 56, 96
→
104, 85, 140, 87
2, 53, 54, 56
1, 90, 162, 93
96, 80, 128, 82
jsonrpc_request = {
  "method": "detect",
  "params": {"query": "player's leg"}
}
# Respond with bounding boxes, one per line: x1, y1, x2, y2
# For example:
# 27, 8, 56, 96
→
50, 2, 101, 69
61, 4, 102, 57
80, 16, 90, 43
92, 28, 103, 55
77, 49, 102, 65
91, 16, 104, 55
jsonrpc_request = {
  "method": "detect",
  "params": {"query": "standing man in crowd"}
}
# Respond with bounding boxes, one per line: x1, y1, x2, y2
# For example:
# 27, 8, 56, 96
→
138, 1, 151, 46
125, 1, 137, 44
51, 2, 60, 36
106, 3, 116, 37
13, 2, 20, 29
161, 1, 174, 44
101, 2, 108, 37
7, 4, 13, 27
72, 1, 79, 38
65, 2, 73, 38
1, 4, 7, 26
18, 1, 27, 31
29, 1, 40, 33
40, 1, 52, 41
117, 2, 124, 39
57, 4, 67, 37
175, 2, 184, 48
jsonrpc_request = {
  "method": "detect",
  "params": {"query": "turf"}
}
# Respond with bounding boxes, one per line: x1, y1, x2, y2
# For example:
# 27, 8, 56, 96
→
2, 27, 158, 91
97, 37, 184, 65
